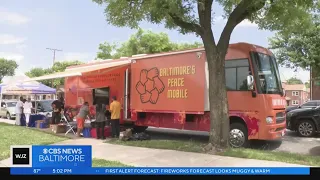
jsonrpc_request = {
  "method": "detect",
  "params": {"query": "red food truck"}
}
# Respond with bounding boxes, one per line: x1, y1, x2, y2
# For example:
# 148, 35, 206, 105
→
30, 42, 287, 147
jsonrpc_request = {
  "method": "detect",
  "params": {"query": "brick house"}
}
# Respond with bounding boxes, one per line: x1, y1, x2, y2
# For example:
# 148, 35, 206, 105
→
282, 82, 310, 106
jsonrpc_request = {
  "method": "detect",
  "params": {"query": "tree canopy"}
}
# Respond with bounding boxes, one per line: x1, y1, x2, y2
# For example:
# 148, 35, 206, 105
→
269, 15, 320, 70
286, 77, 303, 85
96, 28, 202, 59
93, 0, 317, 150
305, 82, 310, 88
0, 58, 19, 82
26, 60, 83, 88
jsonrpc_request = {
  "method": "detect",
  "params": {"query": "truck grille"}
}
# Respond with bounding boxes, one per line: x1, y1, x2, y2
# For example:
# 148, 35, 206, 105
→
276, 112, 285, 124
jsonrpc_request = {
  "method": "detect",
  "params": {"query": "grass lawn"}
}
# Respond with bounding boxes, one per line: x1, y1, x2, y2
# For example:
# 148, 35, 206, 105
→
92, 158, 132, 167
0, 123, 130, 167
0, 122, 67, 160
108, 139, 320, 166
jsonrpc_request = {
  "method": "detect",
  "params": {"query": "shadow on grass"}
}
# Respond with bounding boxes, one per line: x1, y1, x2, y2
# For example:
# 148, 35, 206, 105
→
144, 128, 285, 151
249, 140, 282, 151
309, 146, 320, 156
107, 138, 320, 166
222, 148, 320, 166
107, 138, 206, 153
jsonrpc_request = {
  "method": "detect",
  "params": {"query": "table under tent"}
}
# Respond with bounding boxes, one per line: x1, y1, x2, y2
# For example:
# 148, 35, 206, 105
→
23, 60, 132, 137
0, 79, 56, 127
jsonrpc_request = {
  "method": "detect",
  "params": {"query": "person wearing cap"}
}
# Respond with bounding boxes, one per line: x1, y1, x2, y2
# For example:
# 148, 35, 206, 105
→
109, 96, 121, 138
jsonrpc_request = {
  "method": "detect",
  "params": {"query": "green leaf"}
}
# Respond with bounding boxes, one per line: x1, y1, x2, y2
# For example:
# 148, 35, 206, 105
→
95, 28, 202, 59
25, 61, 83, 88
0, 58, 19, 82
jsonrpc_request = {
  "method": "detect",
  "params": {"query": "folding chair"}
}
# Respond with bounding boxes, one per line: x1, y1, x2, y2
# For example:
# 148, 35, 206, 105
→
61, 112, 76, 135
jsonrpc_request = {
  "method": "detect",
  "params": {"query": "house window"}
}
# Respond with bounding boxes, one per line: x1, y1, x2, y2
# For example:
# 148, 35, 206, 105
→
292, 91, 299, 96
292, 100, 299, 105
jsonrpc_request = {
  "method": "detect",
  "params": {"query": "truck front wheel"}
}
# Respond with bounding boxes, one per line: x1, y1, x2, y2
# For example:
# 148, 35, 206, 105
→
133, 126, 148, 133
229, 123, 249, 148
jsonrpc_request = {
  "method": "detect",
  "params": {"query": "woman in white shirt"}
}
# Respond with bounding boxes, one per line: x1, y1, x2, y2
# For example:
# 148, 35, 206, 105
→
23, 98, 33, 127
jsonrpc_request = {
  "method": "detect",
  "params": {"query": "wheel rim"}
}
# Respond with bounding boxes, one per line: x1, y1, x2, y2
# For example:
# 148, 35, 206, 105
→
229, 129, 245, 148
6, 114, 10, 119
298, 122, 313, 136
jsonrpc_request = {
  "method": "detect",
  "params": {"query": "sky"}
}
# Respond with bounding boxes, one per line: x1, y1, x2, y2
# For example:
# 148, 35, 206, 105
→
0, 0, 310, 83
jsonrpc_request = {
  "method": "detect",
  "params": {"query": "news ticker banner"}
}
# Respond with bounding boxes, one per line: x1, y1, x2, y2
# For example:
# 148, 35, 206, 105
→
8, 145, 312, 175
10, 167, 310, 175
10, 145, 92, 168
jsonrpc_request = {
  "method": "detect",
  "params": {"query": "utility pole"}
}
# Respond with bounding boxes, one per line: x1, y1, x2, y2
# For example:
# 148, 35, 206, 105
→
46, 48, 62, 91
46, 48, 62, 66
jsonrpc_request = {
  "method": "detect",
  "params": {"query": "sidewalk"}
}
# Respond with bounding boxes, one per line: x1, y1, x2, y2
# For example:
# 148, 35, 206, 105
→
0, 118, 15, 125
0, 138, 309, 167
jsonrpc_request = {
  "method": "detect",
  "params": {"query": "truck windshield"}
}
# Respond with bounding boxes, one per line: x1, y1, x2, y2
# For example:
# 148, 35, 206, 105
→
6, 102, 17, 107
254, 52, 282, 94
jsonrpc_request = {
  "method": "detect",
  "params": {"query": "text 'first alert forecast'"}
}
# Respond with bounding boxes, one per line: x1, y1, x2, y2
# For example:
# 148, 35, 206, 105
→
105, 168, 272, 174
39, 148, 85, 162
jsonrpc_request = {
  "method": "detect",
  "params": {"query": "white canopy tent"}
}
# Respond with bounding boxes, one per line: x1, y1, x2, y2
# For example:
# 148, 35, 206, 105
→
0, 75, 57, 113
24, 59, 132, 107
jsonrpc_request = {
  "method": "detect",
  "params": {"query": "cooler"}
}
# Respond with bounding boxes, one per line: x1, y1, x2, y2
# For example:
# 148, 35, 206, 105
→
90, 126, 111, 138
83, 128, 91, 138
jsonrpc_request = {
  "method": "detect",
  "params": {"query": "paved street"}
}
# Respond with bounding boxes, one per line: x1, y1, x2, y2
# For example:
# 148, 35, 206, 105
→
145, 127, 320, 156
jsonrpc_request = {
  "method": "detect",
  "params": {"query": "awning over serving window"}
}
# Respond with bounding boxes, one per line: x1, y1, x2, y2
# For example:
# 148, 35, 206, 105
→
26, 71, 83, 81
25, 59, 132, 82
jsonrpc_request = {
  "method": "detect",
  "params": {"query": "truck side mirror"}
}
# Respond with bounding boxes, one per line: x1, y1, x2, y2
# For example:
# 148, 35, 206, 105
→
247, 75, 254, 91
282, 88, 286, 97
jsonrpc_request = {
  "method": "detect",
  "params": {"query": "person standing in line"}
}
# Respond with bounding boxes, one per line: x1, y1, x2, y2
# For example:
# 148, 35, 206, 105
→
109, 96, 121, 138
76, 102, 90, 137
59, 96, 65, 110
51, 99, 62, 124
95, 102, 107, 139
23, 98, 33, 127
15, 97, 24, 126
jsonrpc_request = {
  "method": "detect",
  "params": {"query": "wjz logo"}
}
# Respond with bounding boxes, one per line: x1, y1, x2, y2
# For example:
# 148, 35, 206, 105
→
11, 146, 30, 166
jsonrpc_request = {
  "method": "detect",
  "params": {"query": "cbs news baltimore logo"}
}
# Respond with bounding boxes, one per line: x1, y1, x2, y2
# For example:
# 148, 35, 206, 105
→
10, 145, 33, 167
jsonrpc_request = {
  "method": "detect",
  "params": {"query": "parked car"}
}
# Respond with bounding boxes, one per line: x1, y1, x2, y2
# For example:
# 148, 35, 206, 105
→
286, 107, 320, 137
0, 100, 17, 119
31, 100, 55, 118
285, 100, 320, 113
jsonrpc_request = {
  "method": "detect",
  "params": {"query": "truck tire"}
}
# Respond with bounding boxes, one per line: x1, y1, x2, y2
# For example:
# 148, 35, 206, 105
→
6, 112, 11, 120
296, 119, 316, 137
133, 126, 148, 133
229, 123, 249, 148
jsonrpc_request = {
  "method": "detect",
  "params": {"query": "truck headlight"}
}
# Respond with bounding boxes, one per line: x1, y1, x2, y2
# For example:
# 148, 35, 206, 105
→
266, 116, 273, 124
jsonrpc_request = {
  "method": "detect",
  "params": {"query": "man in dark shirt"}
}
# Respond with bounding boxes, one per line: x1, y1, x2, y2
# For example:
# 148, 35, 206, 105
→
51, 99, 62, 124
59, 96, 65, 110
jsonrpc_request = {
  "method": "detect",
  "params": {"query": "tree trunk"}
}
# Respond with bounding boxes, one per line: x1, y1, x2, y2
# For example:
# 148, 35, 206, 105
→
202, 35, 229, 150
